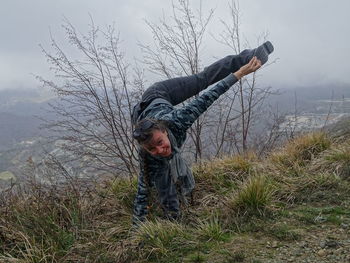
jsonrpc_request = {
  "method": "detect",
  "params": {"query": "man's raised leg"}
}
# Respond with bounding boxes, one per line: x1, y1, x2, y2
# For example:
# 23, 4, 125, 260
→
141, 41, 273, 106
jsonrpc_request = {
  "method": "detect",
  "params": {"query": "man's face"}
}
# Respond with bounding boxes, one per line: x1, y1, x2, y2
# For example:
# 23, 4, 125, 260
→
143, 129, 172, 157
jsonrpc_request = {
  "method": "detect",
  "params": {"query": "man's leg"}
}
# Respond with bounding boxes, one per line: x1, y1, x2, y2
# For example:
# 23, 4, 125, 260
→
133, 41, 273, 120
131, 52, 245, 123
142, 52, 249, 106
142, 41, 274, 106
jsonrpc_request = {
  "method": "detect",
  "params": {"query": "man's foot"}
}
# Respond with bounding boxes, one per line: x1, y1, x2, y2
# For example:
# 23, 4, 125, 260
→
254, 41, 274, 65
242, 41, 274, 65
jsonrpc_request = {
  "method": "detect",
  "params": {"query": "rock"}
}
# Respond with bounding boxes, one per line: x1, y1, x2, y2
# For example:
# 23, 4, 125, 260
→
287, 257, 294, 262
271, 241, 278, 248
299, 241, 308, 248
320, 239, 341, 249
320, 240, 326, 249
325, 240, 341, 248
314, 215, 327, 223
317, 249, 327, 257
340, 223, 349, 229
333, 248, 343, 255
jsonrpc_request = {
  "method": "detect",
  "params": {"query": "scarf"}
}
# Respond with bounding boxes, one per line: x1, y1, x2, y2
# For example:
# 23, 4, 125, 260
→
167, 129, 195, 196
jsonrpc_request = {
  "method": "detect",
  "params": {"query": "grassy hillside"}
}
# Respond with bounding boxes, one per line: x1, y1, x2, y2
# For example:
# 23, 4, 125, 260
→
0, 132, 349, 262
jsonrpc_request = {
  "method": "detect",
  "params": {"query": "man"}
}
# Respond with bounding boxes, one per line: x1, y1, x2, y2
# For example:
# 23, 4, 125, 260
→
131, 41, 274, 225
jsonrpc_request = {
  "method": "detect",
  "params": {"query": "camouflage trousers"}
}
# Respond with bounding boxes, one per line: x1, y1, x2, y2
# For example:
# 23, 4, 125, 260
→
151, 169, 181, 220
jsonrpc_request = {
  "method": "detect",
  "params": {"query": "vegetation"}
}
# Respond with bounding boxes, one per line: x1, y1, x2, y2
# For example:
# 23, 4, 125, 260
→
1, 131, 350, 262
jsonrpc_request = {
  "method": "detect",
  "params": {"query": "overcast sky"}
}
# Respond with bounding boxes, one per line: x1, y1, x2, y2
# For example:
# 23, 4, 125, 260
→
1, 0, 349, 91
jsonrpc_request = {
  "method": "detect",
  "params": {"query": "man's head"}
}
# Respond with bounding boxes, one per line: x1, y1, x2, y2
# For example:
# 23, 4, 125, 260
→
133, 119, 172, 157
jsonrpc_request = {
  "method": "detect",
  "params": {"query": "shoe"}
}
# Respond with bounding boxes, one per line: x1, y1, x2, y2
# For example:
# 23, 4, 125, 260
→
253, 41, 274, 65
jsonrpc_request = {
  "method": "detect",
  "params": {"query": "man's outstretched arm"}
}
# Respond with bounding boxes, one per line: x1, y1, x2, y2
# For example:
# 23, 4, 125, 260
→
160, 57, 262, 131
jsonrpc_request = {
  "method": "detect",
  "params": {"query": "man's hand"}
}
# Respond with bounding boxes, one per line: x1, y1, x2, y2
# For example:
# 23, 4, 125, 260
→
233, 56, 261, 80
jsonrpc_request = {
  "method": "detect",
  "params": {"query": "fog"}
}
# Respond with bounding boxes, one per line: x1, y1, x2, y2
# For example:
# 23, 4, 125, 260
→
1, 0, 349, 90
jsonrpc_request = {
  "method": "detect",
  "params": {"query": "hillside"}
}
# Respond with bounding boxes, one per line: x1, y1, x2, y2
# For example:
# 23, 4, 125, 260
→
0, 131, 350, 263
0, 112, 43, 151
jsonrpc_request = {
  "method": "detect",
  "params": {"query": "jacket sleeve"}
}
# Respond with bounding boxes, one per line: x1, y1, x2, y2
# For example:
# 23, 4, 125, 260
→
132, 153, 150, 226
159, 73, 238, 131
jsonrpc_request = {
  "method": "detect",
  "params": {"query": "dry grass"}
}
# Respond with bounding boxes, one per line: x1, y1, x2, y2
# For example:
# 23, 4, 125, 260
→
265, 132, 335, 203
1, 131, 350, 262
270, 132, 331, 168
194, 152, 257, 179
0, 177, 134, 262
193, 152, 258, 204
225, 175, 275, 215
195, 215, 227, 242
133, 219, 191, 260
312, 141, 350, 179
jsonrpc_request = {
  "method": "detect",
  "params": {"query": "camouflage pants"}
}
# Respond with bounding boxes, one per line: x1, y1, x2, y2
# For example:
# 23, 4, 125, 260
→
152, 169, 180, 220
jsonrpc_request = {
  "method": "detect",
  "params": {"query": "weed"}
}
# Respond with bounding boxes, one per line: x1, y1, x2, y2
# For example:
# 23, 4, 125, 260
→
196, 216, 228, 242
109, 177, 137, 210
134, 219, 191, 261
193, 153, 257, 194
270, 132, 331, 168
267, 224, 302, 241
314, 142, 350, 179
226, 176, 274, 214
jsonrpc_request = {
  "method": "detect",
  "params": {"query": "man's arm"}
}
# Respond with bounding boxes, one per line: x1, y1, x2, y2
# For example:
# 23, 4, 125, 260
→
132, 154, 150, 226
159, 57, 262, 131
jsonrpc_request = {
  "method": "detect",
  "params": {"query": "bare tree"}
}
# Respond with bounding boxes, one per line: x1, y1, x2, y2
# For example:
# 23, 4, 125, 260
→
210, 0, 278, 155
38, 18, 142, 177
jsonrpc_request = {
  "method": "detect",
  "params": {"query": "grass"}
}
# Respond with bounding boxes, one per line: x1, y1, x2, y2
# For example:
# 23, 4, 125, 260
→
226, 175, 274, 214
270, 132, 331, 168
218, 249, 246, 263
134, 220, 191, 261
266, 223, 302, 241
313, 142, 350, 178
1, 131, 350, 262
264, 132, 347, 205
0, 191, 83, 261
195, 216, 228, 242
184, 252, 207, 263
193, 152, 257, 195
109, 177, 138, 210
291, 206, 350, 225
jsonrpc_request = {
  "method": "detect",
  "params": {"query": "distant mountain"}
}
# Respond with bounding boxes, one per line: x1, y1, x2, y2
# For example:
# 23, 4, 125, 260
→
0, 88, 55, 116
267, 83, 350, 113
0, 112, 44, 151
0, 88, 55, 151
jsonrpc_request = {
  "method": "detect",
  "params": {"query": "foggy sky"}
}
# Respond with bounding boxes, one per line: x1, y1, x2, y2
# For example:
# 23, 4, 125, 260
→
1, 0, 349, 91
